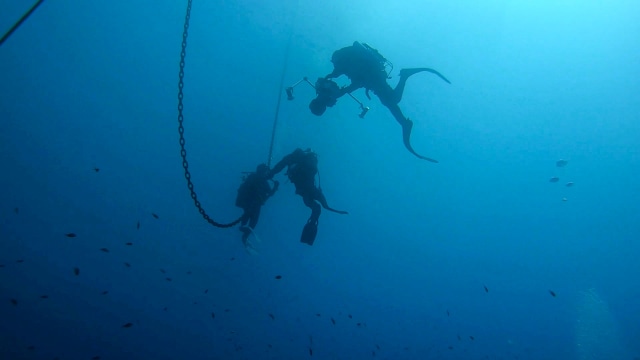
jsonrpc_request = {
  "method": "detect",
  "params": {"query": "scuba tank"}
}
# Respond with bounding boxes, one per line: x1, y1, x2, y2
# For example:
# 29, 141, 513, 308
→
357, 42, 394, 78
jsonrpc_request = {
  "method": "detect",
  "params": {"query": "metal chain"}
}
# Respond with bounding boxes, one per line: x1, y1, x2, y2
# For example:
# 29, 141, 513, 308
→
178, 0, 241, 229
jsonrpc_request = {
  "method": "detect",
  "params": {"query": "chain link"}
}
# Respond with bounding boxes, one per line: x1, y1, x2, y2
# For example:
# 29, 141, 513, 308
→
178, 0, 241, 229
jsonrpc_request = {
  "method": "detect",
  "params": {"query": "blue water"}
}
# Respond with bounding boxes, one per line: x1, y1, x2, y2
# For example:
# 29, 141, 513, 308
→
1, 1, 639, 359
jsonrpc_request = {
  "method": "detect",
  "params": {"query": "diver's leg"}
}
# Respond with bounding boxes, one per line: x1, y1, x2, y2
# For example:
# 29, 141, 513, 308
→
239, 210, 250, 244
315, 188, 348, 215
303, 195, 321, 223
395, 68, 451, 102
300, 195, 321, 245
387, 104, 438, 163
248, 206, 261, 230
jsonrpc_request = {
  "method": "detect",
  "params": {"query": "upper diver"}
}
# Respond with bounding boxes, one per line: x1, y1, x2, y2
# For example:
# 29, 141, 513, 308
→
309, 41, 451, 163
267, 148, 348, 246
235, 163, 279, 251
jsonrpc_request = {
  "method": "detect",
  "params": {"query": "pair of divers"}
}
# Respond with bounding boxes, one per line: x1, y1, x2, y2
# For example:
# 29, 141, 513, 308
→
235, 149, 348, 249
288, 41, 451, 163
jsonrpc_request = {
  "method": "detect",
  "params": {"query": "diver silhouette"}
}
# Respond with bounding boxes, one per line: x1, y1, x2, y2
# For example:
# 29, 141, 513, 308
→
268, 148, 348, 245
235, 163, 279, 250
309, 41, 451, 162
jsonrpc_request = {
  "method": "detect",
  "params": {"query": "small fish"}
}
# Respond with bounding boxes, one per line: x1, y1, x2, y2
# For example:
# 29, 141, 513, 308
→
136, 221, 140, 230
372, 350, 376, 357
566, 182, 574, 187
562, 197, 568, 202
27, 346, 35, 350
267, 344, 272, 348
309, 348, 313, 356
230, 257, 235, 261
275, 275, 282, 279
122, 322, 133, 328
446, 310, 450, 317
186, 271, 192, 275
483, 285, 489, 293
211, 312, 215, 319
93, 168, 100, 173
73, 267, 80, 276
224, 309, 230, 312
165, 277, 172, 282
348, 314, 352, 319
65, 233, 77, 238
16, 259, 24, 263
125, 242, 133, 246
549, 290, 557, 297
40, 295, 48, 299
160, 269, 166, 274
268, 313, 275, 320
457, 334, 461, 341
357, 322, 362, 327
330, 317, 335, 325
0, 264, 4, 268
376, 344, 380, 350
448, 345, 453, 350
163, 307, 168, 311
10, 299, 17, 305
549, 177, 559, 183
469, 336, 475, 340
100, 248, 109, 253
151, 213, 159, 219
204, 289, 208, 294
124, 262, 131, 267
193, 301, 198, 305
92, 356, 101, 360
315, 313, 321, 317
101, 291, 108, 295
556, 159, 568, 167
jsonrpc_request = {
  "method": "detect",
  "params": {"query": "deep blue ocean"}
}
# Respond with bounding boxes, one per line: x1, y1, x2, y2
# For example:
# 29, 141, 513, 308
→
1, 1, 639, 359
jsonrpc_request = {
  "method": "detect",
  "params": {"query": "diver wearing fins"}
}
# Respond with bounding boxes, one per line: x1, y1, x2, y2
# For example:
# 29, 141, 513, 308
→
267, 148, 348, 246
309, 41, 451, 163
235, 163, 279, 250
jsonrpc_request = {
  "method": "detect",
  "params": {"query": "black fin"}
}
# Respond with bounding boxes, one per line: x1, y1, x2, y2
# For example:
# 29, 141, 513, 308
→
301, 221, 318, 246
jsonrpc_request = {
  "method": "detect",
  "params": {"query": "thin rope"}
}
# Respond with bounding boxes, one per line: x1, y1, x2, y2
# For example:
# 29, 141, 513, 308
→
267, 5, 298, 168
177, 0, 241, 228
0, 0, 46, 47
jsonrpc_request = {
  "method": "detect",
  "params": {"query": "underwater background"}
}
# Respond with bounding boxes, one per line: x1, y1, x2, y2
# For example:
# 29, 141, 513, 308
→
1, 0, 639, 359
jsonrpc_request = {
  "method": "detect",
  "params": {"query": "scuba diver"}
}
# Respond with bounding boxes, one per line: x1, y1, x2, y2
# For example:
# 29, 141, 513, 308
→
309, 41, 451, 163
235, 163, 279, 250
268, 148, 348, 246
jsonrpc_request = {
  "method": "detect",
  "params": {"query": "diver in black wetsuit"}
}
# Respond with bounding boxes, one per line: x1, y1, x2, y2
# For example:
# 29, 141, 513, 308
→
309, 41, 451, 163
235, 163, 279, 248
268, 148, 348, 245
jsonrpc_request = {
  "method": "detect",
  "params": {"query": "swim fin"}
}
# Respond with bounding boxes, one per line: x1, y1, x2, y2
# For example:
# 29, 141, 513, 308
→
300, 220, 318, 246
402, 118, 439, 163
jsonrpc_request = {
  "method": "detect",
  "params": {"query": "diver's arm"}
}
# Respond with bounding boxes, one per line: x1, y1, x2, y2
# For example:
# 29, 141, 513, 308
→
339, 82, 361, 96
267, 181, 279, 197
267, 152, 298, 178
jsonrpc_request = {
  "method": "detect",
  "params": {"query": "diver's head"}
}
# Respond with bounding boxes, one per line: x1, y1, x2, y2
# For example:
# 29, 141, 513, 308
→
256, 163, 269, 175
309, 97, 327, 116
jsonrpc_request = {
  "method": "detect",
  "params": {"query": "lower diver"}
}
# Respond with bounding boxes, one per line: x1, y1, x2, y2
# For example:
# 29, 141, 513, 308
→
268, 148, 348, 245
235, 163, 279, 251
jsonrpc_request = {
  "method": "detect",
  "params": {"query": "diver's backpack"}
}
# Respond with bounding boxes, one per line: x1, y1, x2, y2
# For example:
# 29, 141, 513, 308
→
235, 173, 256, 208
358, 42, 387, 67
287, 152, 318, 184
331, 41, 389, 77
